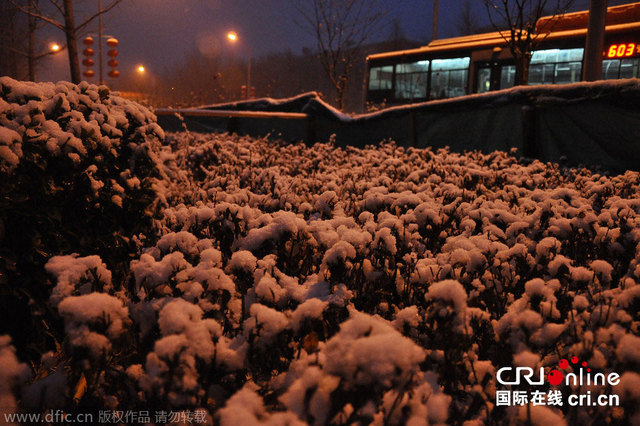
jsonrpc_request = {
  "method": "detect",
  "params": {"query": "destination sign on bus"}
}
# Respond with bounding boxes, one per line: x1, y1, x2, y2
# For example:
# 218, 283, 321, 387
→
606, 43, 640, 58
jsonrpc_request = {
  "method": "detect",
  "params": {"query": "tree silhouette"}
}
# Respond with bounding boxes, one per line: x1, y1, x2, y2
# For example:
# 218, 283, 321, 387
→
483, 0, 575, 85
295, 0, 388, 111
10, 0, 122, 83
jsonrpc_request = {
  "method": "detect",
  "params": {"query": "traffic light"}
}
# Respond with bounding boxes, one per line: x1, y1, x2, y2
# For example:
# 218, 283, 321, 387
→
250, 86, 256, 98
82, 37, 95, 79
106, 38, 119, 79
241, 85, 247, 99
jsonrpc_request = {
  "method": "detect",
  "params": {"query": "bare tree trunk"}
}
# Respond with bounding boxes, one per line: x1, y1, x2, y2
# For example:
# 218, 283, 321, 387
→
28, 0, 35, 81
337, 76, 347, 111
63, 0, 81, 83
515, 54, 531, 86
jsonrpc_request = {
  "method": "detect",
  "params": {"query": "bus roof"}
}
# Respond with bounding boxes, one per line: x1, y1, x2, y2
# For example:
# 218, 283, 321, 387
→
536, 1, 640, 33
366, 31, 510, 61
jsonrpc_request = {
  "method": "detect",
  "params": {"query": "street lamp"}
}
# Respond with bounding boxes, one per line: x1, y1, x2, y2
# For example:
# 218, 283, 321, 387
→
49, 42, 62, 53
135, 64, 157, 105
227, 31, 252, 100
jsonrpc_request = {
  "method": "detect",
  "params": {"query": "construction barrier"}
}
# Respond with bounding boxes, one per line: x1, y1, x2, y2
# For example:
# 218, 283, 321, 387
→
155, 81, 640, 173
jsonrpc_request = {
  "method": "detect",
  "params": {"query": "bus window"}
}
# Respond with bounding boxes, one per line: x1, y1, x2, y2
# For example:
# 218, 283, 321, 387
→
529, 63, 555, 85
477, 67, 491, 93
555, 62, 582, 84
529, 48, 583, 85
394, 60, 429, 99
500, 65, 515, 89
368, 66, 393, 90
620, 58, 640, 78
430, 57, 470, 99
602, 59, 621, 79
602, 58, 639, 79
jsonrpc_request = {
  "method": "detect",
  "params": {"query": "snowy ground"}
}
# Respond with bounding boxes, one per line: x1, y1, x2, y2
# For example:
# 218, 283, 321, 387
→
1, 77, 640, 425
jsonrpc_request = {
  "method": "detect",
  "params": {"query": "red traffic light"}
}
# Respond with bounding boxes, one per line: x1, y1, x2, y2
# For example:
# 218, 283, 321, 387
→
83, 48, 95, 56
108, 69, 120, 78
107, 49, 118, 57
108, 59, 119, 67
82, 58, 95, 67
83, 37, 94, 46
106, 38, 118, 47
83, 69, 95, 77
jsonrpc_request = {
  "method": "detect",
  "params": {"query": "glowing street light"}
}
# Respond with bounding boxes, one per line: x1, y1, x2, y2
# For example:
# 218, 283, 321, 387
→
50, 42, 61, 53
134, 64, 156, 105
226, 31, 252, 100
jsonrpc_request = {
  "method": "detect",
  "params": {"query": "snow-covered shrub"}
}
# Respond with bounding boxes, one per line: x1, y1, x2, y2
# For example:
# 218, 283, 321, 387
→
45, 254, 114, 307
0, 78, 164, 260
131, 133, 637, 424
0, 337, 31, 417
57, 292, 130, 360
276, 309, 427, 424
218, 383, 304, 426
0, 77, 166, 372
3, 107, 640, 424
130, 299, 245, 407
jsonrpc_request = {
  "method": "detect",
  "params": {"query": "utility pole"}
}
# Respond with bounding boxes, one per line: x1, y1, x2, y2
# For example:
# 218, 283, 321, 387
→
583, 0, 607, 81
247, 48, 251, 100
433, 0, 439, 40
98, 0, 104, 85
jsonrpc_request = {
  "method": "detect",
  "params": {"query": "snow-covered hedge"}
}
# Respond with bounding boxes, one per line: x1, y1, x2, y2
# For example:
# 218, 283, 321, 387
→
2, 81, 640, 424
0, 76, 167, 256
0, 77, 167, 385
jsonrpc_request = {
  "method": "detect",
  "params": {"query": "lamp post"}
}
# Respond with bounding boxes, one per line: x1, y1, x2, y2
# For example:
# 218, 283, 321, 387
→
136, 64, 146, 98
136, 64, 157, 105
227, 31, 252, 100
98, 0, 103, 84
91, 0, 119, 84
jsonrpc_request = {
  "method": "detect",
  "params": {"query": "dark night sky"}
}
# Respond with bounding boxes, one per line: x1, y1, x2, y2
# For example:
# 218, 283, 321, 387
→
37, 0, 633, 83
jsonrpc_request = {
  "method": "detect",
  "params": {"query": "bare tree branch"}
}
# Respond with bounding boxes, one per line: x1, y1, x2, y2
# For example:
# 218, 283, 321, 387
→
75, 0, 122, 32
47, 0, 64, 17
9, 0, 64, 30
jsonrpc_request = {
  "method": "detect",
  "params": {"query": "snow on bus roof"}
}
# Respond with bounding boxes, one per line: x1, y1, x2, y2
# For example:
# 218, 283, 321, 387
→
537, 2, 640, 33
542, 21, 640, 42
366, 32, 510, 61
